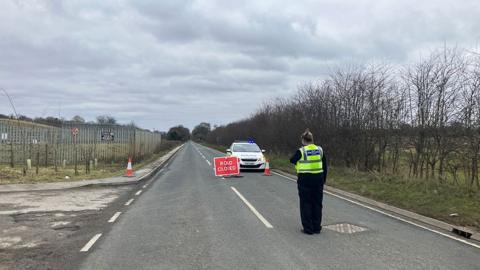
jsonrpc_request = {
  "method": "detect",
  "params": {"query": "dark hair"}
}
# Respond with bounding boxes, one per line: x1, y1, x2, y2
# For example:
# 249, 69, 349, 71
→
301, 128, 314, 143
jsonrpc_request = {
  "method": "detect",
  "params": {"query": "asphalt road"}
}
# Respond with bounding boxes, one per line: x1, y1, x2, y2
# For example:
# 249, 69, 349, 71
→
78, 142, 480, 270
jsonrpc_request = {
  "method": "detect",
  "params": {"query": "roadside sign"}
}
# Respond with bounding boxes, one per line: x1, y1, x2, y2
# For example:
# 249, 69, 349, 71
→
214, 156, 240, 177
71, 127, 79, 137
101, 131, 115, 141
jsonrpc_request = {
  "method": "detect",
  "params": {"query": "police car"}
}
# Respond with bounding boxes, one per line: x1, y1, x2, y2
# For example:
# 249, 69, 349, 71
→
227, 140, 266, 171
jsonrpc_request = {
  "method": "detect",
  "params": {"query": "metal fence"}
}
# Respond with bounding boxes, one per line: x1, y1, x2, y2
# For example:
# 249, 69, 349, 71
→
0, 119, 162, 167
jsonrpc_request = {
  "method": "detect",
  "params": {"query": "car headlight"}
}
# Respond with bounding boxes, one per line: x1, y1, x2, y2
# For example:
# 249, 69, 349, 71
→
259, 156, 265, 162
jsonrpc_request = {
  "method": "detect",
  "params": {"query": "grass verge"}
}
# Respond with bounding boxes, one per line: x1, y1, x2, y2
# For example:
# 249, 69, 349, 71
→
0, 141, 181, 184
326, 167, 480, 230
200, 143, 227, 153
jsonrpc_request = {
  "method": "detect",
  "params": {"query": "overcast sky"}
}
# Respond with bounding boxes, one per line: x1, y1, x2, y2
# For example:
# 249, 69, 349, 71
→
1, 0, 479, 131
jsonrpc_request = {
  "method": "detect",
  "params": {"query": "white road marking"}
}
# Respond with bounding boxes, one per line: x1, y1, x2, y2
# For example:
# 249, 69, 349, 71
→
325, 191, 480, 249
135, 190, 142, 196
125, 199, 134, 206
271, 171, 480, 249
80, 234, 102, 252
194, 145, 212, 167
230, 187, 273, 228
108, 212, 122, 223
143, 184, 148, 188
194, 146, 207, 160
272, 171, 297, 182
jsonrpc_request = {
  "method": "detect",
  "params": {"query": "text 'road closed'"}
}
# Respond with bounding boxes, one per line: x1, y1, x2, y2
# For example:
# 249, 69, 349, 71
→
214, 156, 240, 176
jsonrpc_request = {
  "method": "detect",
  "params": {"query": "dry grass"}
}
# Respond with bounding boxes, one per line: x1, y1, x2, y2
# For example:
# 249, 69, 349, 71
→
0, 141, 181, 184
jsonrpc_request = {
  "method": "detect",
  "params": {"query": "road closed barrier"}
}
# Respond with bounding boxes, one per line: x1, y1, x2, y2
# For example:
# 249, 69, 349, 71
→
214, 156, 239, 177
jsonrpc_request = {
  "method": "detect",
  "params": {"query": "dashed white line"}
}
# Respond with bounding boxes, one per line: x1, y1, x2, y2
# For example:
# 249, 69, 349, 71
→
125, 198, 134, 206
108, 212, 122, 223
143, 184, 148, 188
271, 171, 480, 249
194, 146, 212, 167
135, 190, 142, 196
80, 233, 102, 252
231, 187, 273, 228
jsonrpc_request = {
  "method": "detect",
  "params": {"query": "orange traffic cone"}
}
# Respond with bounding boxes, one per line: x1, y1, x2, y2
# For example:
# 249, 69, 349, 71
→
125, 157, 134, 177
264, 160, 271, 176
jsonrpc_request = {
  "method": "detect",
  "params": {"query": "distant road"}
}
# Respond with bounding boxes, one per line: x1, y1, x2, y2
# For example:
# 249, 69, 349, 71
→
78, 142, 480, 270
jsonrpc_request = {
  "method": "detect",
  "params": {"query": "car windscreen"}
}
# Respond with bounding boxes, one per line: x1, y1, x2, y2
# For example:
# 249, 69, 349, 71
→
232, 144, 261, 152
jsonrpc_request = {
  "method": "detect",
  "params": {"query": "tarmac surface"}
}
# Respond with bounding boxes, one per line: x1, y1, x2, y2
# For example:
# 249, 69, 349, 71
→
77, 142, 480, 270
0, 145, 182, 270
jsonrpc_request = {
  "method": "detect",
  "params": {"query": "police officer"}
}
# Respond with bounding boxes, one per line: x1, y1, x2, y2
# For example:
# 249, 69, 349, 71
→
290, 129, 328, 235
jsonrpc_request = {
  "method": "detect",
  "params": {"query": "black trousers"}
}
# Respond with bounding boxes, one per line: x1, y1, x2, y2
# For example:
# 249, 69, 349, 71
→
297, 174, 325, 233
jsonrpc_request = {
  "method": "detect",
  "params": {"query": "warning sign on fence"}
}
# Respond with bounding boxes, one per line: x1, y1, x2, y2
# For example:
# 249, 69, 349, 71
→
214, 156, 240, 177
101, 131, 115, 141
71, 128, 79, 137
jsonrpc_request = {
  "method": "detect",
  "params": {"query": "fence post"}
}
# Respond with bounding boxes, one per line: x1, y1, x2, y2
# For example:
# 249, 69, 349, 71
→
85, 151, 89, 174
132, 128, 136, 161
22, 127, 27, 176
36, 146, 40, 175
54, 147, 58, 172
45, 143, 48, 167
10, 141, 14, 168
74, 140, 78, 176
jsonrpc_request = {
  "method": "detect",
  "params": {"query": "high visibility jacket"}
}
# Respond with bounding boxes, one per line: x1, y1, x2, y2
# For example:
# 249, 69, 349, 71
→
296, 144, 323, 174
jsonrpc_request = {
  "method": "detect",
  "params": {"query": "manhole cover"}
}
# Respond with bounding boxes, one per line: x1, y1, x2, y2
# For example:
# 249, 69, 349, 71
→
324, 223, 367, 234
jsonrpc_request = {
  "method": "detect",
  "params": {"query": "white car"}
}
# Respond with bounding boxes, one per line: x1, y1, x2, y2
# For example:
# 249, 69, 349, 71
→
227, 141, 266, 171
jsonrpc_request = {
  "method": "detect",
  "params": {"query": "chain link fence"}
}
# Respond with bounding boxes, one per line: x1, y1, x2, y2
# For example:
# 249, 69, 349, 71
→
0, 119, 162, 169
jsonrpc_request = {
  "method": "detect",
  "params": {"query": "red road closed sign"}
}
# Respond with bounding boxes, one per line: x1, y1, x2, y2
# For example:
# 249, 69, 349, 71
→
214, 156, 240, 177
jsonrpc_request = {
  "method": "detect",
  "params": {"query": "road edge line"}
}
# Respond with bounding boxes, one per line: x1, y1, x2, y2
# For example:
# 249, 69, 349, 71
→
271, 171, 480, 249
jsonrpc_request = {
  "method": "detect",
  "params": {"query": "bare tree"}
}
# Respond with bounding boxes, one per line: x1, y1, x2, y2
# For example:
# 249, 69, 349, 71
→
206, 47, 479, 191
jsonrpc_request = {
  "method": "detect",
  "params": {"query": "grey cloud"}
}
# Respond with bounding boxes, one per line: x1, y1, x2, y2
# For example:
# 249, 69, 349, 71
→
0, 36, 119, 73
131, 0, 195, 20
1, 0, 480, 131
